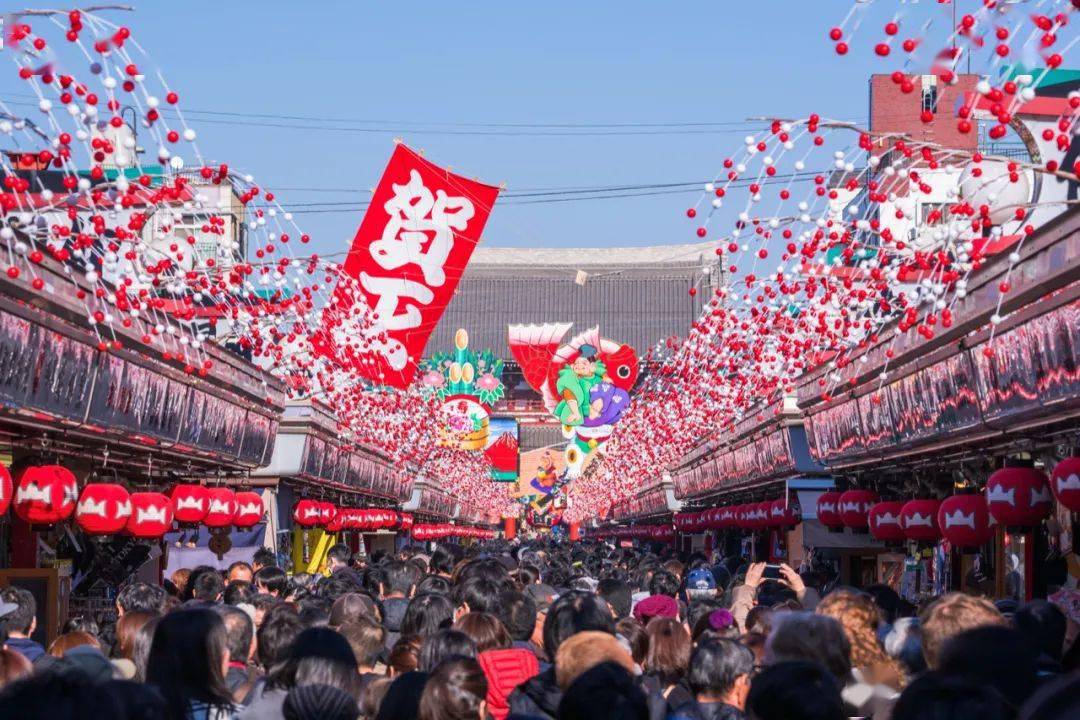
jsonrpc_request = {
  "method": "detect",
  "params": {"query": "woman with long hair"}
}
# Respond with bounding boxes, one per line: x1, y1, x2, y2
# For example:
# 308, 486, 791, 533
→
642, 617, 694, 715
418, 657, 488, 720
816, 589, 906, 719
146, 608, 234, 720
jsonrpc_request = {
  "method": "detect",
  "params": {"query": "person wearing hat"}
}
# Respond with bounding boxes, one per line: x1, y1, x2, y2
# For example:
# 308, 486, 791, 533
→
0, 587, 44, 663
686, 568, 719, 601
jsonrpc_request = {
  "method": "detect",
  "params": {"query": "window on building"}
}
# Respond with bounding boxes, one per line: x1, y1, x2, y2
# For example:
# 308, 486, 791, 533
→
921, 84, 938, 114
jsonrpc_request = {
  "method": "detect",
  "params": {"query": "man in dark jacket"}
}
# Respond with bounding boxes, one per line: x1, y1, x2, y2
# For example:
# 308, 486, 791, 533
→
507, 591, 615, 719
669, 638, 754, 720
0, 587, 44, 663
327, 544, 364, 588
380, 559, 420, 649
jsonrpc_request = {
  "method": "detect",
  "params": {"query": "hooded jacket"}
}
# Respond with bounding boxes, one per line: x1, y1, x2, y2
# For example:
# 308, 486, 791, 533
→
507, 667, 562, 720
479, 648, 541, 720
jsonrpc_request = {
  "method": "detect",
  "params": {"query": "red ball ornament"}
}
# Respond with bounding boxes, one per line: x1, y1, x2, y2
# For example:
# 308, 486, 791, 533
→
232, 491, 264, 528
1050, 457, 1080, 512
170, 484, 209, 524
0, 462, 12, 516
985, 467, 1053, 526
126, 492, 174, 538
816, 491, 844, 529
14, 465, 78, 524
868, 501, 907, 543
901, 499, 942, 542
75, 483, 131, 535
294, 499, 322, 527
839, 490, 879, 529
203, 487, 237, 528
938, 495, 994, 548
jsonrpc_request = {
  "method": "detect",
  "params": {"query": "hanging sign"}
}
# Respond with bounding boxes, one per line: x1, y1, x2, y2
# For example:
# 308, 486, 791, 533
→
317, 144, 500, 388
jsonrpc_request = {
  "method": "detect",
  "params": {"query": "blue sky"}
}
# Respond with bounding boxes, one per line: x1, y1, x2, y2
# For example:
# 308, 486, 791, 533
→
8, 1, 955, 256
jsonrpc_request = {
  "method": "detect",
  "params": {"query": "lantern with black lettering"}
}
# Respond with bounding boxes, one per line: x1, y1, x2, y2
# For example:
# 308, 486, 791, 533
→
233, 491, 264, 528
868, 501, 906, 543
14, 465, 78, 525
938, 495, 994, 548
75, 483, 131, 535
1050, 457, 1080, 512
816, 491, 844, 529
839, 490, 878, 530
203, 488, 237, 528
170, 484, 209, 524
901, 499, 942, 542
985, 467, 1053, 527
126, 492, 174, 538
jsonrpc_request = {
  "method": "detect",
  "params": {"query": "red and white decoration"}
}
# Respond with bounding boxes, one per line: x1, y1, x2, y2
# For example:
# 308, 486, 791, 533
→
868, 501, 907, 543
985, 467, 1053, 526
938, 494, 995, 548
0, 463, 12, 516
126, 492, 174, 538
1051, 457, 1080, 512
203, 488, 238, 528
14, 465, 79, 525
75, 483, 132, 535
315, 144, 501, 388
816, 492, 845, 529
900, 499, 942, 542
171, 485, 210, 524
233, 492, 265, 528
839, 490, 878, 529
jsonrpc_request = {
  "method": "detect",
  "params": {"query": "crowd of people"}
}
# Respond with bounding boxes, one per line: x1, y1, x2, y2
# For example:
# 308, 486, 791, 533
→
0, 539, 1077, 720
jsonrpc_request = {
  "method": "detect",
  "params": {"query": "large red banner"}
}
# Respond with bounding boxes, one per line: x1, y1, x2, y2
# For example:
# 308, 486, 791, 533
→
319, 144, 500, 388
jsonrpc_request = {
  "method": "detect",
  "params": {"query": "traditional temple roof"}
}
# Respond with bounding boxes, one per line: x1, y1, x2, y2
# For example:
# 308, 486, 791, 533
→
430, 241, 713, 359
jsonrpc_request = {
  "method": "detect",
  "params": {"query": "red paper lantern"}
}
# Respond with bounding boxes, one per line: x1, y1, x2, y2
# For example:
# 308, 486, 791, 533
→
0, 463, 12, 516
75, 483, 131, 535
868, 501, 906, 543
839, 490, 879, 529
901, 499, 942, 542
770, 498, 801, 528
326, 507, 345, 533
718, 506, 736, 528
294, 499, 322, 527
170, 485, 209, 524
203, 488, 237, 528
938, 495, 995, 548
816, 491, 844, 529
1050, 457, 1080, 512
233, 491, 264, 528
126, 492, 174, 538
399, 513, 414, 532
14, 465, 78, 524
986, 467, 1053, 526
750, 501, 770, 530
317, 501, 336, 528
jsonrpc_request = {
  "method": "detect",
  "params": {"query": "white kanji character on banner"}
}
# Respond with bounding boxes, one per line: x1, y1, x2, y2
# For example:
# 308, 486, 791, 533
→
369, 170, 475, 288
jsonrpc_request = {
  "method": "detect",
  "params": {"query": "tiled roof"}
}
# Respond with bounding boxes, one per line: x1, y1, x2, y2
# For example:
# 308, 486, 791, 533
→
429, 242, 712, 359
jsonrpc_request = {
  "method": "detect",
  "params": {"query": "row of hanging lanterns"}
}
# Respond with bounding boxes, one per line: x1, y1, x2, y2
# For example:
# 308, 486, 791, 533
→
820, 461, 1080, 547
0, 465, 264, 538
674, 497, 802, 533
292, 499, 413, 533
585, 525, 676, 542
411, 524, 496, 541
